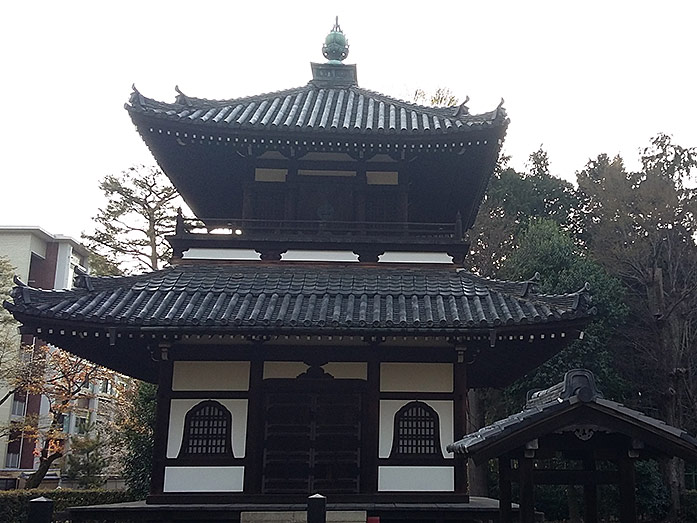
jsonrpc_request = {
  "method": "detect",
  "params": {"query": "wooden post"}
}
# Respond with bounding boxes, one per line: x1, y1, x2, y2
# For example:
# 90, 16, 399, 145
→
244, 358, 265, 493
583, 456, 598, 523
308, 493, 327, 523
150, 350, 173, 496
519, 457, 536, 523
618, 457, 637, 523
498, 457, 513, 523
28, 496, 54, 523
361, 358, 380, 493
453, 350, 468, 494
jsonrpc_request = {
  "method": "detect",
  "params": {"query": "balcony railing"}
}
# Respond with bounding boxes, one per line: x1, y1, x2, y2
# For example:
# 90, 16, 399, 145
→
169, 213, 469, 263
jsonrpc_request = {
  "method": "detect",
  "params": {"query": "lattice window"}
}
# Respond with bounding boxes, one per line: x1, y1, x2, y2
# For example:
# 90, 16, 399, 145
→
179, 400, 233, 457
390, 401, 442, 457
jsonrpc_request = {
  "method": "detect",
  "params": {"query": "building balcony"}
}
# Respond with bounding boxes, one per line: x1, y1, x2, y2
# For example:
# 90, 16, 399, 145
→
169, 216, 469, 263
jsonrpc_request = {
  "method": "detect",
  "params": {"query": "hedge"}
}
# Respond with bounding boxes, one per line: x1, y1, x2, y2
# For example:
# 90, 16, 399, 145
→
0, 489, 137, 523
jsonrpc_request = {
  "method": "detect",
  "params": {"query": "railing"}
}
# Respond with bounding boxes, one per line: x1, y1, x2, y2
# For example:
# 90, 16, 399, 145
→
175, 216, 464, 241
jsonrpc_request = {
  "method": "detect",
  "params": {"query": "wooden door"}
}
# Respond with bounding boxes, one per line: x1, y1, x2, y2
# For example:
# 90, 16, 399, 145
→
261, 386, 362, 494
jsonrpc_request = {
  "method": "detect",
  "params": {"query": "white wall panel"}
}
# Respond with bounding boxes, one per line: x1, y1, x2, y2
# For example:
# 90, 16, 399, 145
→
167, 399, 248, 458
380, 363, 452, 392
164, 466, 244, 492
379, 400, 453, 458
378, 466, 454, 491
322, 362, 367, 380
172, 361, 250, 391
263, 362, 309, 379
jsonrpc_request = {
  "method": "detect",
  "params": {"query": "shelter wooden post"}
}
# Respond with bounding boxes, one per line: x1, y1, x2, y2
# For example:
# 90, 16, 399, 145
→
618, 457, 637, 523
519, 457, 535, 523
583, 455, 598, 523
498, 456, 512, 523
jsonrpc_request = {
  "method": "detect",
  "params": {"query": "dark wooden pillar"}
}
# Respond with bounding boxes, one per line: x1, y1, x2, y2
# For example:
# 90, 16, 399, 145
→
453, 351, 468, 494
362, 358, 380, 493
519, 457, 536, 523
618, 457, 637, 523
583, 456, 598, 523
150, 348, 173, 496
498, 456, 513, 523
244, 358, 265, 493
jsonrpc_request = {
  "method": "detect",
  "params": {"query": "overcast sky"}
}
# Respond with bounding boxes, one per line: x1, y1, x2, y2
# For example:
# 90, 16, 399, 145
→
1, 1, 695, 240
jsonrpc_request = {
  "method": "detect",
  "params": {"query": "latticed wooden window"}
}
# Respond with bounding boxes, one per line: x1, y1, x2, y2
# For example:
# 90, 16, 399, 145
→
179, 400, 233, 457
390, 401, 442, 457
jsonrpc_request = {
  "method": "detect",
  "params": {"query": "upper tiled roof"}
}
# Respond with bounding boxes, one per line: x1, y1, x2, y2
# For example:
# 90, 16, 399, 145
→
6, 264, 590, 333
447, 369, 697, 462
126, 84, 508, 139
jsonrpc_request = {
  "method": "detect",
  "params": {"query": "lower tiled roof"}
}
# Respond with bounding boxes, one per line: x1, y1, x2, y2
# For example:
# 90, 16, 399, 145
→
447, 369, 697, 461
5, 264, 592, 333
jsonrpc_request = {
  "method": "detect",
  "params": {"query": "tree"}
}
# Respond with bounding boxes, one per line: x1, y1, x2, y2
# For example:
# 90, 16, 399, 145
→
576, 134, 697, 515
115, 380, 157, 497
64, 428, 111, 488
413, 87, 459, 107
21, 349, 110, 489
468, 148, 580, 276
82, 165, 182, 274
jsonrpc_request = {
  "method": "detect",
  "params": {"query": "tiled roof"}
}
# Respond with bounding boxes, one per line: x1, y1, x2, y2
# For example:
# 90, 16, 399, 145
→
126, 84, 508, 139
447, 369, 697, 461
5, 264, 591, 333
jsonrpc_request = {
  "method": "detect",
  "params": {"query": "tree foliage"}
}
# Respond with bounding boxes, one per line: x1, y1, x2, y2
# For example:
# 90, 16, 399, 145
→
64, 428, 111, 488
413, 87, 459, 107
115, 380, 157, 497
82, 165, 182, 274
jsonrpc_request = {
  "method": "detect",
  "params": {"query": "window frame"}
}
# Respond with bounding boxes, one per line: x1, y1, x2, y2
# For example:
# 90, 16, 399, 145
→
177, 400, 234, 458
388, 400, 443, 461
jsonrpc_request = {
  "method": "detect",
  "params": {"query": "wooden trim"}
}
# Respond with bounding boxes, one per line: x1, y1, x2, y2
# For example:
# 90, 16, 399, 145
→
169, 390, 249, 399
379, 391, 453, 400
378, 457, 452, 466
151, 357, 173, 496
243, 358, 264, 494
164, 456, 246, 467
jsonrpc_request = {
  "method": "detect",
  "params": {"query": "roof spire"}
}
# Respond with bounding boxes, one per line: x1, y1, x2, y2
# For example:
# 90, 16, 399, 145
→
322, 16, 349, 63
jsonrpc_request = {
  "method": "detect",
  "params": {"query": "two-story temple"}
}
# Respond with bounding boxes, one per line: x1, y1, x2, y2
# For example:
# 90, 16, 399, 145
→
5, 21, 594, 522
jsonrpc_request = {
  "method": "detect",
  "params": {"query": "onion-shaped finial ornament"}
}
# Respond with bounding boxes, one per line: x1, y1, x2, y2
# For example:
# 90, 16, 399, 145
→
322, 16, 349, 63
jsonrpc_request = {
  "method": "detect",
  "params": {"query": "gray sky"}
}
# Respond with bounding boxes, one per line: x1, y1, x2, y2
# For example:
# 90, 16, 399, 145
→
1, 1, 695, 239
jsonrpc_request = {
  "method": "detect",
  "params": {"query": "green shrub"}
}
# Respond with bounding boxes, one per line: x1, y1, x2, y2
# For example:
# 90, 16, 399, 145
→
683, 490, 697, 521
0, 489, 136, 523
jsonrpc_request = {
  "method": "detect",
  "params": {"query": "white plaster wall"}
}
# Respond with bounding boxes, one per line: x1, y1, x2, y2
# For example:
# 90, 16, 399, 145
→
164, 466, 244, 492
0, 233, 36, 282
53, 243, 73, 289
172, 361, 250, 391
378, 466, 454, 492
263, 361, 308, 379
167, 399, 248, 458
380, 363, 452, 392
378, 400, 453, 458
322, 362, 367, 380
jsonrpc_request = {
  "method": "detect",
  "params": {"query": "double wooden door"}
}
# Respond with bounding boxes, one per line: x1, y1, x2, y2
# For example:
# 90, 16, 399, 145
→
261, 383, 362, 494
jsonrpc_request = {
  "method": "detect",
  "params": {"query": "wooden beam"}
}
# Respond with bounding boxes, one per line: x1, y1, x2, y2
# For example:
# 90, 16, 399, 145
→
519, 458, 535, 523
618, 457, 637, 523
498, 457, 513, 523
243, 358, 264, 493
453, 354, 468, 493
150, 354, 173, 496
583, 456, 598, 523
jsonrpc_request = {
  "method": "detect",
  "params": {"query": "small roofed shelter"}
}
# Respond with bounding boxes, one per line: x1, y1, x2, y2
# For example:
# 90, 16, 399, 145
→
447, 369, 697, 523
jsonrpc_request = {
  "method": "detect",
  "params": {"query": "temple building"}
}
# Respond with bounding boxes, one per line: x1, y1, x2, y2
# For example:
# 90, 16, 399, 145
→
5, 21, 599, 522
